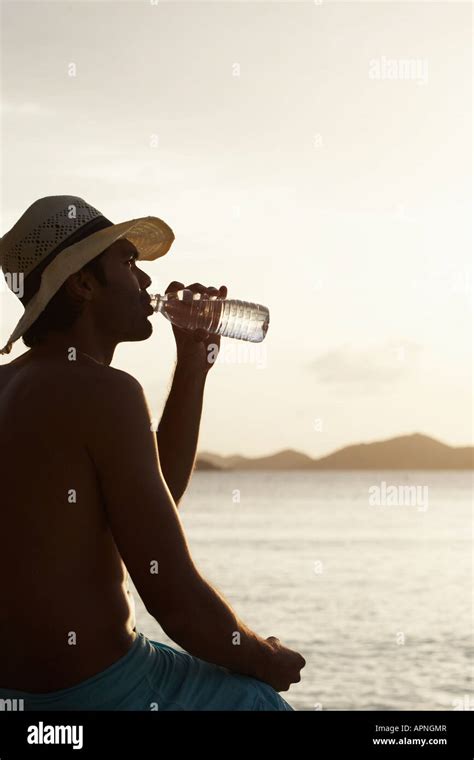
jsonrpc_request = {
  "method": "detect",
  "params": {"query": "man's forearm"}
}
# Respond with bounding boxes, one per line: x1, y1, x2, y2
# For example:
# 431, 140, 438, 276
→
159, 575, 272, 682
156, 361, 207, 506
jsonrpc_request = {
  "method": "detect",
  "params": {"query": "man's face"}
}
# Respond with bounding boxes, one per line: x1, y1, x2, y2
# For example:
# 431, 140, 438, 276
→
91, 238, 154, 343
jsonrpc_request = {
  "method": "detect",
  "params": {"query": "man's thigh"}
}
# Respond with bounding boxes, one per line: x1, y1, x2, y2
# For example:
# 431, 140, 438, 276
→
145, 640, 294, 711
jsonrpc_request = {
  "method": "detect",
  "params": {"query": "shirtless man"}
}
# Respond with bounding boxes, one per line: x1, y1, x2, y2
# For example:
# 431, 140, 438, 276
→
0, 196, 305, 710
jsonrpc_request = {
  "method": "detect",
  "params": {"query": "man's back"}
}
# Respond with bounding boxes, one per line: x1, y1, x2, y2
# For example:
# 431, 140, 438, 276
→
0, 351, 304, 705
0, 352, 137, 692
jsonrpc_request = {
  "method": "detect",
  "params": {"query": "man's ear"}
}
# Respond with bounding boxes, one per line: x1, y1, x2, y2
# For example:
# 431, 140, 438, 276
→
65, 269, 95, 303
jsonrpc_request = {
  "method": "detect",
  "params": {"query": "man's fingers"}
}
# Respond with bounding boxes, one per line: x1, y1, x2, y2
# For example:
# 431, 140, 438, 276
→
186, 283, 228, 299
165, 281, 185, 294
208, 285, 228, 298
166, 282, 228, 304
186, 283, 207, 293
193, 329, 209, 342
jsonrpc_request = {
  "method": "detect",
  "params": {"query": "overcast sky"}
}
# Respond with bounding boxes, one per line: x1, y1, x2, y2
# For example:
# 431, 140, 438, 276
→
0, 0, 471, 457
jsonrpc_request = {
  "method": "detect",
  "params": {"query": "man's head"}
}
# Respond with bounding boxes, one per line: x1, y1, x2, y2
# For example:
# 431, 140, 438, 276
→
0, 195, 174, 356
22, 238, 154, 349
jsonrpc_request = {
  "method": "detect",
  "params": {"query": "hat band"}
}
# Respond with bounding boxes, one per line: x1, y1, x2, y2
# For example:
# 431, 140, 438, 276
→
20, 215, 113, 306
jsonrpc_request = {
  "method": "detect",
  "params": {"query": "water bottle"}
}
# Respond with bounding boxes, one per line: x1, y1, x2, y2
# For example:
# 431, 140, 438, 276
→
149, 289, 270, 342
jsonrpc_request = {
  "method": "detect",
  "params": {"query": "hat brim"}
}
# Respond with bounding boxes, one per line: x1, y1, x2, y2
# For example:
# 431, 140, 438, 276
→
0, 215, 174, 355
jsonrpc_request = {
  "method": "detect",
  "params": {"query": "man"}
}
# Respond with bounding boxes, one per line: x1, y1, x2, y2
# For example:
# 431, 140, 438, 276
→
0, 196, 305, 711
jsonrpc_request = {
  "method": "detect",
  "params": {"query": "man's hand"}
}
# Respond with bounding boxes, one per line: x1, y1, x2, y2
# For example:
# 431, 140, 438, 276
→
259, 637, 306, 692
165, 281, 228, 374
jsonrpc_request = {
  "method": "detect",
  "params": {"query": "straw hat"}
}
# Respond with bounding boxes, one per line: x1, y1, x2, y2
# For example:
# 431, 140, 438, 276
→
0, 195, 174, 354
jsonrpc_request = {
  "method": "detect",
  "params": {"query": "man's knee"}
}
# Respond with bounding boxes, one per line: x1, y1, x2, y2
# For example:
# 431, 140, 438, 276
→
253, 682, 294, 711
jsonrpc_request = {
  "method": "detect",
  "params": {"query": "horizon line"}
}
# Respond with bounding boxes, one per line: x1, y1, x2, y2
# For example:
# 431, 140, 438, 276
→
198, 431, 474, 461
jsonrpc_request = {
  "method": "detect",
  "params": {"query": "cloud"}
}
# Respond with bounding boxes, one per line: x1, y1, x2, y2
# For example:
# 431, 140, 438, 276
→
309, 341, 422, 389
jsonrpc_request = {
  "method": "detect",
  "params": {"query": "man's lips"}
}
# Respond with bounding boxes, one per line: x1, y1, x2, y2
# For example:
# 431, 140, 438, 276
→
142, 298, 154, 315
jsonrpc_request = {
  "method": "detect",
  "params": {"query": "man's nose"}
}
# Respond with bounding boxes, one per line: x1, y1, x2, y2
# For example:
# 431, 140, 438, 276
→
137, 268, 152, 290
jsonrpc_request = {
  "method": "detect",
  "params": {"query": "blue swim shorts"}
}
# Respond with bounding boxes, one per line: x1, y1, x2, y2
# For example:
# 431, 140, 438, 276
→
0, 632, 295, 711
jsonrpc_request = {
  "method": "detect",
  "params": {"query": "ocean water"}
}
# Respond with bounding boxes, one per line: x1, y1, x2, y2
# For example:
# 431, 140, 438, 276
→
130, 471, 473, 711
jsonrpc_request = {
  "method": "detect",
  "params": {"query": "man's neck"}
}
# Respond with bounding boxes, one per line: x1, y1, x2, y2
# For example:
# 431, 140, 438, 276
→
27, 338, 115, 367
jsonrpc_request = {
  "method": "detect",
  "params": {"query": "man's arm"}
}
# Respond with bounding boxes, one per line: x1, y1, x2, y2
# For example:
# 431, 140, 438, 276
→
156, 360, 206, 507
155, 280, 225, 507
85, 367, 273, 681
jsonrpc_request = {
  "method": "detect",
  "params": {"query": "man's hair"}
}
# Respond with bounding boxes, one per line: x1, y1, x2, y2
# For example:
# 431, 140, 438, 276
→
22, 252, 108, 348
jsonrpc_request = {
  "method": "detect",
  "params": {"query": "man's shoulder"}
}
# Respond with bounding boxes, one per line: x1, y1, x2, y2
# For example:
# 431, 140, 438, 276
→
0, 354, 135, 398
28, 358, 143, 413
66, 364, 147, 440
78, 365, 152, 459
78, 362, 140, 386
69, 362, 143, 402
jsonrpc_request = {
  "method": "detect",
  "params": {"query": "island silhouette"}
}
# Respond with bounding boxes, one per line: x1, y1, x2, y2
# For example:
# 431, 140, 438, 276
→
196, 433, 473, 470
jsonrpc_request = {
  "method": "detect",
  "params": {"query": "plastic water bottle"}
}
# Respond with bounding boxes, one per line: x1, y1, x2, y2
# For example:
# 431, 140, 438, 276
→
149, 289, 270, 342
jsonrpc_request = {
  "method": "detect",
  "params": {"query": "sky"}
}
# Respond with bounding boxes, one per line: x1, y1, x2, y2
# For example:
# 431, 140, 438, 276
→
0, 0, 471, 458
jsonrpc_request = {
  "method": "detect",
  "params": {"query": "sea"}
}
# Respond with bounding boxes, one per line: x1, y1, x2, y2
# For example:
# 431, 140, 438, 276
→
130, 470, 473, 711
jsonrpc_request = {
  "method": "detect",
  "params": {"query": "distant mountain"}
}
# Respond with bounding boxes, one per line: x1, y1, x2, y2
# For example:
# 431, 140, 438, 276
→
194, 457, 223, 471
197, 433, 473, 470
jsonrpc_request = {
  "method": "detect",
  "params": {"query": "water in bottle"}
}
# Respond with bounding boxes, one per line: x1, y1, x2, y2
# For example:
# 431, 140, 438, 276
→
149, 289, 270, 342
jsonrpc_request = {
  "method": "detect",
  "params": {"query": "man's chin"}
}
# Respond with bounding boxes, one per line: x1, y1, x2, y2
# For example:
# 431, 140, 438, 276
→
126, 319, 154, 342
140, 319, 154, 339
